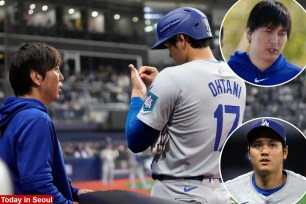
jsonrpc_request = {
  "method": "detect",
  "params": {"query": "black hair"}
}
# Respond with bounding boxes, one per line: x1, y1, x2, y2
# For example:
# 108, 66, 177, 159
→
167, 34, 210, 49
247, 0, 292, 39
220, 27, 224, 41
9, 42, 62, 96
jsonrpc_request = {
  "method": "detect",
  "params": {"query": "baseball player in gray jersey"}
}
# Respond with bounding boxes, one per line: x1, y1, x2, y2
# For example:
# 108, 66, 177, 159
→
225, 118, 306, 204
125, 7, 246, 204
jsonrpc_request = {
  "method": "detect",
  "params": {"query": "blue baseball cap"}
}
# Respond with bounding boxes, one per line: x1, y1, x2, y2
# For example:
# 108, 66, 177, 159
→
247, 118, 286, 145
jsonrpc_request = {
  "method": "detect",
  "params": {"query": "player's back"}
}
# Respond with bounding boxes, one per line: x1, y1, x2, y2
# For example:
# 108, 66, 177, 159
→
147, 60, 246, 177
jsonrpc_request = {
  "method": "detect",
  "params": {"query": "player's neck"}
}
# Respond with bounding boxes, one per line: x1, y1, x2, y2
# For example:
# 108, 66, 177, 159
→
188, 46, 216, 61
19, 91, 49, 106
254, 170, 287, 189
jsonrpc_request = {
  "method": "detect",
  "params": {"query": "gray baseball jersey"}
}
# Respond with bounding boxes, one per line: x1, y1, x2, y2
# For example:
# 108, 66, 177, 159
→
225, 170, 306, 204
137, 60, 246, 178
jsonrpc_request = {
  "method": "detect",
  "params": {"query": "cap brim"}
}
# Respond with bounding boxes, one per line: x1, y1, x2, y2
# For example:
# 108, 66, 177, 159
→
151, 34, 177, 50
151, 40, 167, 50
247, 126, 286, 145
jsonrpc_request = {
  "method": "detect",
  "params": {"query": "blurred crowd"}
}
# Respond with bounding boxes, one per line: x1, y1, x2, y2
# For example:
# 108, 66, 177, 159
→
62, 139, 151, 162
48, 65, 131, 125
61, 139, 153, 179
244, 74, 306, 134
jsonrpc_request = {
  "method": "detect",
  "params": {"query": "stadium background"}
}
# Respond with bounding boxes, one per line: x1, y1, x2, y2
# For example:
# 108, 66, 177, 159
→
0, 0, 305, 203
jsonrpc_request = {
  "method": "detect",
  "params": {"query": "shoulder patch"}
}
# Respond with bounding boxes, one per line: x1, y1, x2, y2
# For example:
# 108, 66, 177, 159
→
143, 91, 158, 112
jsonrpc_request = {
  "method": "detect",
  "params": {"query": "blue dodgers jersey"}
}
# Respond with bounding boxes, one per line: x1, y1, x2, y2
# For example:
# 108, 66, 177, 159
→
228, 51, 302, 86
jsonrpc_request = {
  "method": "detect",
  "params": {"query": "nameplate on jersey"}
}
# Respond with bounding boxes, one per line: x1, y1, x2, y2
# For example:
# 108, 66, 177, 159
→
208, 79, 242, 99
143, 91, 158, 112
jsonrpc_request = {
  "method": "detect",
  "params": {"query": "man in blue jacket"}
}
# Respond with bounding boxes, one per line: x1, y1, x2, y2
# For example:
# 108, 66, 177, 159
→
228, 1, 302, 86
0, 42, 92, 203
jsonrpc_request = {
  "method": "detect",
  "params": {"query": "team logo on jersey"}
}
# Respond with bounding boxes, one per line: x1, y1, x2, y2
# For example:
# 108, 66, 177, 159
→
143, 91, 158, 112
261, 119, 269, 127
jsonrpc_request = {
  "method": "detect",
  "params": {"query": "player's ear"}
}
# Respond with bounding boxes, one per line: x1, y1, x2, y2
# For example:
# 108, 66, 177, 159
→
178, 34, 189, 44
246, 28, 252, 43
30, 70, 43, 86
283, 145, 288, 160
176, 34, 188, 49
176, 34, 184, 43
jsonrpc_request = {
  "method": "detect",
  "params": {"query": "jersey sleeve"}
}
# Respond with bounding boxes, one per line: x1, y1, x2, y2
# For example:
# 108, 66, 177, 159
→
137, 70, 180, 130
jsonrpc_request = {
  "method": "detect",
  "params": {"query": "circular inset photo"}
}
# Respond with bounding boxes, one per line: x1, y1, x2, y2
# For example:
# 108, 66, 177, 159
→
220, 117, 306, 204
220, 0, 306, 87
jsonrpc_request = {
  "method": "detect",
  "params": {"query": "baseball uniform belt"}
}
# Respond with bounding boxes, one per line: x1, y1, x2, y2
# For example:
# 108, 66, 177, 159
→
152, 174, 218, 182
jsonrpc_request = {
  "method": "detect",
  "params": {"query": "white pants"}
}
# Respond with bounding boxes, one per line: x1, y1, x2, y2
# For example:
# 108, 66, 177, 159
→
102, 160, 115, 185
151, 178, 231, 204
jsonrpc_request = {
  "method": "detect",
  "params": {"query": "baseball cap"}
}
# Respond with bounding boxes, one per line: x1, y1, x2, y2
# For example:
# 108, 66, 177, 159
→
247, 118, 286, 145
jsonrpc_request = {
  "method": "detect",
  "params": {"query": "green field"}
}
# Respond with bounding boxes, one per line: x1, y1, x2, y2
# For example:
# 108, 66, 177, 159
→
297, 194, 306, 204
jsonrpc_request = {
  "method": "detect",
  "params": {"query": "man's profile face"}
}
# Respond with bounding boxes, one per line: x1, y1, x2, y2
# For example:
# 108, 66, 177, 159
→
38, 65, 64, 105
248, 132, 288, 176
247, 25, 288, 64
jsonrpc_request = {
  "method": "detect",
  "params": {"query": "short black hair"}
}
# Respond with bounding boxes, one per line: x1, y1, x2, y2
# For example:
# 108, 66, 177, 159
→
9, 42, 62, 96
167, 34, 211, 49
247, 1, 291, 39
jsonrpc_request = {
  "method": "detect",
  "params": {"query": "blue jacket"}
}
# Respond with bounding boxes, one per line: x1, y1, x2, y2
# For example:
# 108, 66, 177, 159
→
228, 51, 302, 86
0, 96, 79, 204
